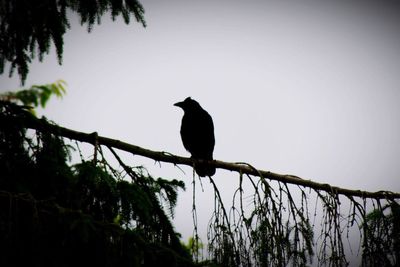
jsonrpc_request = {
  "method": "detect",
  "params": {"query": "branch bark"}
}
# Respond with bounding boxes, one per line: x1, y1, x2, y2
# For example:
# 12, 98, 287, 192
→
4, 114, 400, 200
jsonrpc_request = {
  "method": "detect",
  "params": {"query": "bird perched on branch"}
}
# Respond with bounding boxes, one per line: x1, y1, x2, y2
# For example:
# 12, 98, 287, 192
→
174, 97, 216, 177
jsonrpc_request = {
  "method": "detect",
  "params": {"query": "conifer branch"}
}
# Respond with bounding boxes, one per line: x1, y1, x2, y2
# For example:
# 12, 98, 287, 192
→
4, 114, 400, 200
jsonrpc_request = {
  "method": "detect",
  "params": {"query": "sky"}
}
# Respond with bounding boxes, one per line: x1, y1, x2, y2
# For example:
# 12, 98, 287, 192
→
1, 0, 400, 263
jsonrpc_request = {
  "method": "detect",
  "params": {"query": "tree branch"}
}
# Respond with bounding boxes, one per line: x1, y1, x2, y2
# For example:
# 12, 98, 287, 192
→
3, 114, 400, 200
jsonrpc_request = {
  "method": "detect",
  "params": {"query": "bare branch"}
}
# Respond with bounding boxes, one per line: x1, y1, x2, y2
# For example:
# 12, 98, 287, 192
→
3, 114, 399, 200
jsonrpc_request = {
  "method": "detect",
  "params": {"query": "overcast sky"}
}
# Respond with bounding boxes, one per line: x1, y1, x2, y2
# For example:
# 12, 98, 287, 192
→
1, 0, 400, 262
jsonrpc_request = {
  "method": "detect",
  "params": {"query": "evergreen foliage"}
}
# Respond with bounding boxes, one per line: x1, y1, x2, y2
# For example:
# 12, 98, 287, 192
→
0, 80, 67, 114
362, 202, 400, 266
1, 87, 399, 266
0, 101, 193, 267
0, 0, 146, 84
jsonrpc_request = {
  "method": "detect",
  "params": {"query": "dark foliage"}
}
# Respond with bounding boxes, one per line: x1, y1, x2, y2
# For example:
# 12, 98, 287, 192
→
0, 0, 146, 84
362, 202, 400, 266
2, 96, 399, 266
0, 101, 193, 267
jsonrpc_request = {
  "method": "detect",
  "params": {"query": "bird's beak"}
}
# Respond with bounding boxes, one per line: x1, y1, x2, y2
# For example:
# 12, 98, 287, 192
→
174, 101, 183, 108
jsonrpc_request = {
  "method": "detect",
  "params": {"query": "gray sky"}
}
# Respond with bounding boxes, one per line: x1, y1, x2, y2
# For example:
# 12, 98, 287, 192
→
1, 0, 400, 262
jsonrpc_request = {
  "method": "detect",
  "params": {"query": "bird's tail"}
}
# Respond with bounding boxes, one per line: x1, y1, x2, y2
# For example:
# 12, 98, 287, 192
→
195, 160, 216, 177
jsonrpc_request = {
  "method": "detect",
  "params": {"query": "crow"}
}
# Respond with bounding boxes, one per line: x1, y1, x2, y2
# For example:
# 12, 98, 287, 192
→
174, 97, 216, 177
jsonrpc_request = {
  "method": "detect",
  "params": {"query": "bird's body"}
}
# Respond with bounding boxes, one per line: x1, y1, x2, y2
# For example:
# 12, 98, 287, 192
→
174, 97, 215, 177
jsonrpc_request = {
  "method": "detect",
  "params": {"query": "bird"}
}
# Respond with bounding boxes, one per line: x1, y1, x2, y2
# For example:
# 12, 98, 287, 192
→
174, 97, 216, 177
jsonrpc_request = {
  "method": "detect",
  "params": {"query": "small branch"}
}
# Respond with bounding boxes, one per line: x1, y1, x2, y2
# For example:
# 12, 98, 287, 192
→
3, 114, 400, 200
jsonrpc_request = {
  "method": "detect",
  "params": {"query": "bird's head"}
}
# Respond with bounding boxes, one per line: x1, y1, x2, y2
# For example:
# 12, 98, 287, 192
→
174, 97, 201, 111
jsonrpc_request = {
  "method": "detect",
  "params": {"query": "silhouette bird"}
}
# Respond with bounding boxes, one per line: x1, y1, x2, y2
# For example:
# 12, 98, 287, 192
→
174, 97, 216, 177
